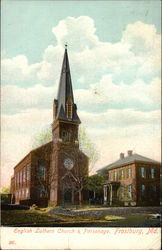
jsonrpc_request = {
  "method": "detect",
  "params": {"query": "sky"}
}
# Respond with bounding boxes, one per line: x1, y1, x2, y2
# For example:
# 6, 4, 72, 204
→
1, 0, 161, 187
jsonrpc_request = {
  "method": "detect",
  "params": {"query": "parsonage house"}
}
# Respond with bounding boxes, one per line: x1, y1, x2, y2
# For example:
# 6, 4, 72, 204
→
10, 47, 88, 207
97, 150, 160, 206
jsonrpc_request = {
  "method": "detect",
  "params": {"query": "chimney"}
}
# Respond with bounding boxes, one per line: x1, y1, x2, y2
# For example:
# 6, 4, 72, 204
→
128, 150, 133, 157
120, 153, 124, 159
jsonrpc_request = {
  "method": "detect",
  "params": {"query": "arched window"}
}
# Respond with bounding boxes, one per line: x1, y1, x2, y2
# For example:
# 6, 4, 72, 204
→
26, 166, 30, 181
66, 97, 72, 119
39, 164, 45, 180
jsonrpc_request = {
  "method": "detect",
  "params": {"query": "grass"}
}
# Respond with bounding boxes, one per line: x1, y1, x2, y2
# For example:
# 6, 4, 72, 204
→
1, 209, 61, 226
1, 207, 158, 226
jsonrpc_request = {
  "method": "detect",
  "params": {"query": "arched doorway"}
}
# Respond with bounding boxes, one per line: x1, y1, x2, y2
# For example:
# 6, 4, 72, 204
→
63, 187, 72, 205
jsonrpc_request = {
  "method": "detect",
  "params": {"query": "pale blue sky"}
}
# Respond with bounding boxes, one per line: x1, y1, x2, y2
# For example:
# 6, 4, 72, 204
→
2, 1, 161, 63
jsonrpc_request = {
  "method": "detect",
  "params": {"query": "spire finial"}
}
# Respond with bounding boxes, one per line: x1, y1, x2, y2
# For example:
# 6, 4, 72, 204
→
65, 43, 68, 49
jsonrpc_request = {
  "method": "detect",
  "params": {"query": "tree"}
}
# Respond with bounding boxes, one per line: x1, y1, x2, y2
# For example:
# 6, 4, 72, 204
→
78, 126, 99, 172
1, 187, 10, 194
86, 174, 106, 202
1, 187, 10, 204
32, 127, 52, 149
87, 174, 106, 193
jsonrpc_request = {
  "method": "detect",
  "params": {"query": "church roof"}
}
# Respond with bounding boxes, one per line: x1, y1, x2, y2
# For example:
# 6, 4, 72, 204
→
55, 47, 81, 124
14, 141, 52, 170
97, 153, 160, 173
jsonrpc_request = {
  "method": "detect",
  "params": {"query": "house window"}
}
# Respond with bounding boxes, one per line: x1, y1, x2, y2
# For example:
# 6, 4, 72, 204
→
38, 185, 45, 198
127, 167, 132, 178
141, 184, 145, 197
39, 164, 45, 179
120, 186, 124, 200
127, 185, 132, 199
26, 166, 30, 180
120, 169, 124, 179
141, 167, 146, 178
113, 170, 118, 181
151, 168, 155, 179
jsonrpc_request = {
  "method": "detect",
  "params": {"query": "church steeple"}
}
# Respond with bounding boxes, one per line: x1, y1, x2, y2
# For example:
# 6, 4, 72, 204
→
53, 46, 81, 124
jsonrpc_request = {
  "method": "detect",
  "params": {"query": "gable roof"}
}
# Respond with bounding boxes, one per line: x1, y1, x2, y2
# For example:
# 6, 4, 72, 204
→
97, 153, 160, 173
14, 141, 52, 169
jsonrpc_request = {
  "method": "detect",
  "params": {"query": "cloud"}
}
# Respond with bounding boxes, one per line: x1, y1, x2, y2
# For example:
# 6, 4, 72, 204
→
1, 130, 32, 187
1, 84, 56, 114
92, 128, 161, 174
75, 76, 161, 111
1, 108, 52, 135
2, 55, 41, 86
79, 109, 160, 129
1, 108, 53, 187
2, 75, 160, 115
122, 21, 161, 75
2, 17, 161, 90
37, 18, 160, 89
52, 16, 99, 51
122, 21, 160, 55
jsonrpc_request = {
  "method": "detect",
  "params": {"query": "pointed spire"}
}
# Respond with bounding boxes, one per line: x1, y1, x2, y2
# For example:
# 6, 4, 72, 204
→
57, 45, 74, 103
54, 46, 81, 124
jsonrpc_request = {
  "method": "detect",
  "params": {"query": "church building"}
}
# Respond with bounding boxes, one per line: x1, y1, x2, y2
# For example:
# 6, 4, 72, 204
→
10, 47, 89, 207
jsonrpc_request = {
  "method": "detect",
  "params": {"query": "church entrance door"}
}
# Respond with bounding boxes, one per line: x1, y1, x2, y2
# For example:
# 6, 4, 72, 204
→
63, 188, 72, 205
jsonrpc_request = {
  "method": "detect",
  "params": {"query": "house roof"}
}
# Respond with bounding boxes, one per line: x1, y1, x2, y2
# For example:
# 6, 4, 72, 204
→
55, 47, 81, 124
97, 153, 160, 173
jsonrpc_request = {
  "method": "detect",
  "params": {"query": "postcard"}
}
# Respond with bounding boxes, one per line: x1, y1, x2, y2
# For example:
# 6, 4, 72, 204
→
1, 0, 161, 249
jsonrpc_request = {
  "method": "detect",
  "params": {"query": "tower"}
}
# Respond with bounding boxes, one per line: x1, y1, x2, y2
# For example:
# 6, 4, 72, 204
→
52, 45, 81, 144
50, 46, 88, 206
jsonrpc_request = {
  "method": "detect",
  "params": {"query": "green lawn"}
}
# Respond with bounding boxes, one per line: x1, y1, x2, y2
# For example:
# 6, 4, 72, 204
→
1, 209, 61, 226
1, 208, 158, 226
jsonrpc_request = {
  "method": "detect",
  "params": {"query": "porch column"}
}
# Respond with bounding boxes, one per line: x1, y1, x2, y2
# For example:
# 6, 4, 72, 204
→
103, 185, 107, 205
110, 184, 113, 206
